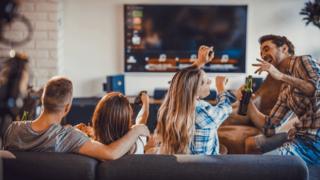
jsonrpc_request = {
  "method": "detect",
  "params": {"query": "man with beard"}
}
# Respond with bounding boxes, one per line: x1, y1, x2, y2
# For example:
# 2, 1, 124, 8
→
247, 34, 320, 165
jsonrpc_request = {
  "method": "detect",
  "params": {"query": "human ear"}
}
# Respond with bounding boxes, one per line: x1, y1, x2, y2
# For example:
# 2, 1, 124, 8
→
64, 103, 71, 114
282, 44, 289, 54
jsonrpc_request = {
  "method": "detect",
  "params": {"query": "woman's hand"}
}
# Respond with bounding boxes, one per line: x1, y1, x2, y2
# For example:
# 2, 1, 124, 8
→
131, 124, 150, 137
75, 123, 94, 138
141, 92, 149, 106
234, 85, 244, 101
135, 92, 150, 125
194, 45, 214, 68
215, 76, 228, 94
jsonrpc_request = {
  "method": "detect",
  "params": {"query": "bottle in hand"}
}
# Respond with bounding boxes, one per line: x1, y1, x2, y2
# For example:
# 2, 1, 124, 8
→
238, 75, 253, 116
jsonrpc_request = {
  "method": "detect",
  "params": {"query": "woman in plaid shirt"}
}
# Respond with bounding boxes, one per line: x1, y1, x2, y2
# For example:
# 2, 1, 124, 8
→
154, 46, 242, 155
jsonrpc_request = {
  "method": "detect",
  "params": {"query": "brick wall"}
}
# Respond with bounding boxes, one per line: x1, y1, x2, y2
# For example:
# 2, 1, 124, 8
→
0, 0, 62, 89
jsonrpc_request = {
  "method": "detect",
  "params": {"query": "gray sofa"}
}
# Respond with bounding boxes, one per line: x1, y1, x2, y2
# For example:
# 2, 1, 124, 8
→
2, 151, 312, 180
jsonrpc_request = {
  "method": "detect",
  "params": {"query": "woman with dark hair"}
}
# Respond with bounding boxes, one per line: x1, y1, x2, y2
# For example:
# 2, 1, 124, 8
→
92, 92, 149, 154
0, 53, 29, 139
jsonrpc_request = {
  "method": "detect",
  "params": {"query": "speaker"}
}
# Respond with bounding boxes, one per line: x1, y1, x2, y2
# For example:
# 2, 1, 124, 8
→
103, 74, 125, 94
153, 88, 167, 100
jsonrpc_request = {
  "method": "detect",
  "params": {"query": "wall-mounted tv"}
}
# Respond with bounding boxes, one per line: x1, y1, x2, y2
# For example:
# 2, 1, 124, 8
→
124, 4, 247, 73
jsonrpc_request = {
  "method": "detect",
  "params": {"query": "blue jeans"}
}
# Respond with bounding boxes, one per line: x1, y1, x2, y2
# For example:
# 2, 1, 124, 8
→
263, 129, 320, 165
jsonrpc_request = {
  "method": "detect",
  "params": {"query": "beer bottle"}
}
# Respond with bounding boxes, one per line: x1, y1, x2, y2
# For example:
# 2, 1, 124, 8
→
21, 111, 29, 121
238, 75, 253, 115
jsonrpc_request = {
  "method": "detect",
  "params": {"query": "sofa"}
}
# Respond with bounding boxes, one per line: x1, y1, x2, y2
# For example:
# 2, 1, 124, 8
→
1, 151, 313, 180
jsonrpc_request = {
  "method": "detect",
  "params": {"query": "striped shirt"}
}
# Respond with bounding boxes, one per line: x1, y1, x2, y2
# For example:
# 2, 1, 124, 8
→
269, 55, 320, 129
190, 90, 236, 155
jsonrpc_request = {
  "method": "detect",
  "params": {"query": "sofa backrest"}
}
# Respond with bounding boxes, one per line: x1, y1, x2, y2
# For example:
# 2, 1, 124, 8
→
2, 152, 309, 180
97, 154, 308, 180
3, 151, 98, 180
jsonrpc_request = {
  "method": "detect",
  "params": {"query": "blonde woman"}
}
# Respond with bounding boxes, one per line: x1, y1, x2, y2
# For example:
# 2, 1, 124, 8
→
154, 46, 242, 155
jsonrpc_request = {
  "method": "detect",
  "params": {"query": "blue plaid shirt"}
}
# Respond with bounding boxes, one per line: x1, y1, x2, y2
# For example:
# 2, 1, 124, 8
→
190, 90, 236, 155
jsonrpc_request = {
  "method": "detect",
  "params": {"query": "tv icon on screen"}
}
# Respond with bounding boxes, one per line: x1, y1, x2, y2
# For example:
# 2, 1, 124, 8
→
159, 54, 167, 62
127, 56, 137, 63
132, 31, 141, 45
221, 54, 229, 63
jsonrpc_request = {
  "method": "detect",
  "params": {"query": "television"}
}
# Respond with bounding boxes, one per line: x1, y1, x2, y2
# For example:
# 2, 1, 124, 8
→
124, 4, 247, 73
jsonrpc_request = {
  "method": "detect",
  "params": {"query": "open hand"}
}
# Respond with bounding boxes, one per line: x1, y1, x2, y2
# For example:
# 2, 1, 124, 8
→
252, 59, 283, 80
215, 76, 228, 94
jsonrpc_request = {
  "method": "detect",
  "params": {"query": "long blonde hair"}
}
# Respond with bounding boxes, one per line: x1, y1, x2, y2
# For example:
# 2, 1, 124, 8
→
155, 67, 203, 154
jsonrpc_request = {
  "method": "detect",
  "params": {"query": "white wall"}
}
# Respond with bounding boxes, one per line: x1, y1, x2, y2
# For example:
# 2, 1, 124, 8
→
63, 0, 320, 97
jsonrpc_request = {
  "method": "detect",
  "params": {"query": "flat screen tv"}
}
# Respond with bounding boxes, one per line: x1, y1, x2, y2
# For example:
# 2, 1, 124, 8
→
124, 4, 247, 73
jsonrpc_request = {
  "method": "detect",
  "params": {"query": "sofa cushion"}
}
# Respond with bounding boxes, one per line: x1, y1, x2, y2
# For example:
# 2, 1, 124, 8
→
97, 155, 308, 180
218, 125, 260, 154
309, 165, 320, 180
3, 151, 98, 180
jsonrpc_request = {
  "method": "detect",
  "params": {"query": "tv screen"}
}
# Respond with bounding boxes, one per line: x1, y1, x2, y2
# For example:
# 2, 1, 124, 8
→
124, 4, 247, 73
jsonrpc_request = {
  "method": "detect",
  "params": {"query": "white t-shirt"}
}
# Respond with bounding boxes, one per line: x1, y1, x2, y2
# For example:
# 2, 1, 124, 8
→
133, 136, 147, 154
